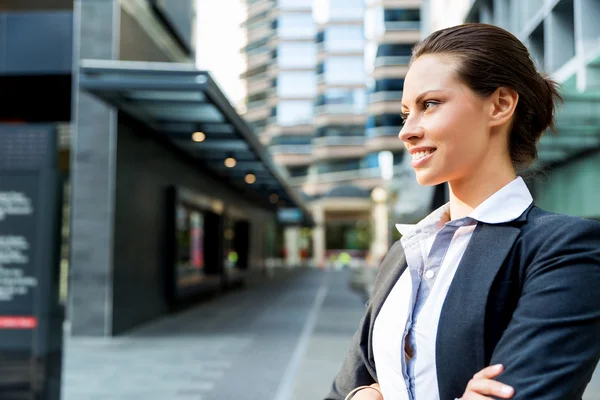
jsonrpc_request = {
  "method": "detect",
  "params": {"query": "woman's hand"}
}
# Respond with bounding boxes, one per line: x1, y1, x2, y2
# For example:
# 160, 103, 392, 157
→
351, 383, 383, 400
459, 364, 514, 399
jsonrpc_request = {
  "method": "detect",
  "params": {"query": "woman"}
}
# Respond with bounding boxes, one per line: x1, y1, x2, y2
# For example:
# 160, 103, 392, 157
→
325, 23, 600, 400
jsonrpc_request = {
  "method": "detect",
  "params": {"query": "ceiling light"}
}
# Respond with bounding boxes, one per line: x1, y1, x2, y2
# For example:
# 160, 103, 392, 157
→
192, 131, 205, 142
245, 173, 256, 184
224, 157, 237, 168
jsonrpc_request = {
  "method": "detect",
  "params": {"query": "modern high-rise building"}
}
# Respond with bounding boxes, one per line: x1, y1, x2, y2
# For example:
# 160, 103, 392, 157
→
426, 0, 600, 220
241, 0, 428, 266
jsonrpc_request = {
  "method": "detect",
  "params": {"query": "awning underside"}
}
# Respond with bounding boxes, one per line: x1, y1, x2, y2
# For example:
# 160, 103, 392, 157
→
79, 60, 306, 213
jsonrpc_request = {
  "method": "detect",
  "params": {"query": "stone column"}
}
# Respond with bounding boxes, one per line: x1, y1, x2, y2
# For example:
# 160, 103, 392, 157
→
68, 0, 120, 337
284, 227, 301, 267
371, 187, 389, 267
311, 204, 325, 268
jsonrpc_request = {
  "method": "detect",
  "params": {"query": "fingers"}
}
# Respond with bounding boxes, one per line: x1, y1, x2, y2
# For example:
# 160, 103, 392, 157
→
473, 364, 504, 380
466, 376, 514, 399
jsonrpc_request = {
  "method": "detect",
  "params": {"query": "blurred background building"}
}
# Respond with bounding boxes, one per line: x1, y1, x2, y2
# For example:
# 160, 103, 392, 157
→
241, 0, 429, 269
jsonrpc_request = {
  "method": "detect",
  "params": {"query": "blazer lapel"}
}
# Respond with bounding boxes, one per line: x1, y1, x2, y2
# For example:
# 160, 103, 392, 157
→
436, 222, 521, 400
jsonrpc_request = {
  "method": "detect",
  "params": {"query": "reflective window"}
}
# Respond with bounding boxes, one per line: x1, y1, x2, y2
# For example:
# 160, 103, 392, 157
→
366, 114, 404, 128
276, 100, 314, 125
312, 159, 362, 173
384, 9, 421, 22
376, 44, 413, 57
324, 56, 365, 84
330, 0, 364, 10
277, 42, 317, 68
316, 88, 366, 107
278, 14, 315, 38
324, 25, 364, 51
314, 125, 365, 137
278, 0, 312, 9
288, 166, 309, 177
374, 78, 405, 92
277, 72, 317, 97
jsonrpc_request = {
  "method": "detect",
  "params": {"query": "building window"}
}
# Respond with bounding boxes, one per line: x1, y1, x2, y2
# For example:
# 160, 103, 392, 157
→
277, 42, 316, 68
277, 72, 317, 97
287, 166, 309, 177
278, 13, 315, 38
324, 25, 364, 51
324, 56, 365, 84
270, 135, 312, 145
312, 159, 362, 174
366, 114, 404, 128
374, 78, 405, 92
276, 100, 314, 125
278, 0, 313, 9
314, 126, 365, 137
317, 88, 366, 106
384, 9, 421, 22
376, 44, 413, 57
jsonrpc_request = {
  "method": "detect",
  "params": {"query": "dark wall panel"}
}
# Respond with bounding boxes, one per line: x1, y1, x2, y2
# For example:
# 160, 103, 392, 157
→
119, 9, 171, 63
0, 11, 73, 75
112, 117, 274, 334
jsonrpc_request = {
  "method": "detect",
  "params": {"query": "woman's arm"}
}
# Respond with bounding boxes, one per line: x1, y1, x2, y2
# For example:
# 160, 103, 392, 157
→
485, 218, 600, 399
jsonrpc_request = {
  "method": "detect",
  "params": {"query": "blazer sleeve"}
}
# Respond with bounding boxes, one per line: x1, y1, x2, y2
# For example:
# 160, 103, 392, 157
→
324, 241, 404, 400
489, 218, 600, 399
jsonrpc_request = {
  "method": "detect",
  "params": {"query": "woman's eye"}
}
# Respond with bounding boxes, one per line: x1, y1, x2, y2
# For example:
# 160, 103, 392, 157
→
423, 101, 439, 111
400, 113, 408, 125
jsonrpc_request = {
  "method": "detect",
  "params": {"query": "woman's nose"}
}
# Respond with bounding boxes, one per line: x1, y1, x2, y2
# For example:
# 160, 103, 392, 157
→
398, 122, 424, 143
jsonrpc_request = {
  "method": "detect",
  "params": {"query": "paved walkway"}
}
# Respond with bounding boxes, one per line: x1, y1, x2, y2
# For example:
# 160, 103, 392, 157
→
62, 267, 600, 400
62, 268, 365, 400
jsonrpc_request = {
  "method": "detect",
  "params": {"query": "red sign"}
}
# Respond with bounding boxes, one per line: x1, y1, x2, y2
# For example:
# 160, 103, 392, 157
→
0, 316, 37, 329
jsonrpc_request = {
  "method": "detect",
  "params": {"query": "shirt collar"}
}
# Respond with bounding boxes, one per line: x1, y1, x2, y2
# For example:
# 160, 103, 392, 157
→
395, 177, 533, 235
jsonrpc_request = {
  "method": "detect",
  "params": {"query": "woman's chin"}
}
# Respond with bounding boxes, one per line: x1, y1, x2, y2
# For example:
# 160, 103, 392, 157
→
414, 171, 445, 187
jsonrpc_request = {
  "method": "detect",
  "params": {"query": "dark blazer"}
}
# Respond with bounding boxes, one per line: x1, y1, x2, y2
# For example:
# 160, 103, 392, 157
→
326, 205, 600, 400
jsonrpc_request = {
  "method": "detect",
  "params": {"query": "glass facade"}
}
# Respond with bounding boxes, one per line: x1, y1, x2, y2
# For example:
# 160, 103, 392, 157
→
314, 125, 365, 137
278, 13, 315, 38
277, 42, 316, 68
323, 56, 365, 84
324, 25, 364, 51
277, 71, 317, 97
316, 88, 366, 106
276, 100, 313, 125
270, 135, 312, 145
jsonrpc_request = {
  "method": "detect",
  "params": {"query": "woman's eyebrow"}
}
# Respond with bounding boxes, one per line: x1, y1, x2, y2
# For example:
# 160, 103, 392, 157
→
401, 89, 444, 109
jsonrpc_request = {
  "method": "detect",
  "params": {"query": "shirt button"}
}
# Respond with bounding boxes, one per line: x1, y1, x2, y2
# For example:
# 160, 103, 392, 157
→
425, 270, 435, 279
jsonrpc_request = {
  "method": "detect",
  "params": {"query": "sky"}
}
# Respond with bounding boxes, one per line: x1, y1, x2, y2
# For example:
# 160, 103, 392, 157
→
195, 0, 247, 109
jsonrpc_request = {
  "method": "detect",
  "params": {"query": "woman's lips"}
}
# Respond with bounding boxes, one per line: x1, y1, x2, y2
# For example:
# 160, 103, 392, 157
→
411, 149, 436, 167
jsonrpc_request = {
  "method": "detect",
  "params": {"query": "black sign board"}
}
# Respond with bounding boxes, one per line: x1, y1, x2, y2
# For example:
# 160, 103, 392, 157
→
0, 124, 63, 400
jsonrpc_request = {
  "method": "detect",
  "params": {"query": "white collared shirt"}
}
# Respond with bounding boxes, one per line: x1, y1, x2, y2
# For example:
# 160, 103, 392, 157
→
373, 177, 533, 400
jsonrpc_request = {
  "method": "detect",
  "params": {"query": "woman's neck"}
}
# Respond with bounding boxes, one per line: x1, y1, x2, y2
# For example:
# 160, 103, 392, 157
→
448, 163, 516, 220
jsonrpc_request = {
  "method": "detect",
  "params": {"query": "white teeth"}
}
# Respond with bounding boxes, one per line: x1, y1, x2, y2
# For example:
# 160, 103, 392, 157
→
412, 150, 434, 160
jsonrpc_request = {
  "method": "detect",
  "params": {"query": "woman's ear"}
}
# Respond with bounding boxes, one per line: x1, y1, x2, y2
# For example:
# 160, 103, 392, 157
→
489, 87, 519, 128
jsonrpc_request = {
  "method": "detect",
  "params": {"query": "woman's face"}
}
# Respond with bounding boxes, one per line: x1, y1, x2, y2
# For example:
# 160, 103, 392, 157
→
399, 54, 494, 186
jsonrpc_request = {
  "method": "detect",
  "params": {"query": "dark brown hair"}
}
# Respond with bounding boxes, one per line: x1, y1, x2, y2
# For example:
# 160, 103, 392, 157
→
411, 23, 562, 170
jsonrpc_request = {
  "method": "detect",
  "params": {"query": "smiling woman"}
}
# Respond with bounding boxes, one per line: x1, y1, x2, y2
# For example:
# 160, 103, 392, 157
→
325, 23, 600, 400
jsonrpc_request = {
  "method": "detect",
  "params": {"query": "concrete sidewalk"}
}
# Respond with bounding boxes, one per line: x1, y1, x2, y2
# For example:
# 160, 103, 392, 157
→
62, 268, 364, 400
